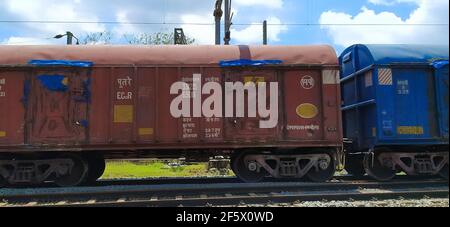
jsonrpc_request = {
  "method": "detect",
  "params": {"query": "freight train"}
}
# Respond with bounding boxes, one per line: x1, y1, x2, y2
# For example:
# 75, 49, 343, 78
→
0, 44, 447, 188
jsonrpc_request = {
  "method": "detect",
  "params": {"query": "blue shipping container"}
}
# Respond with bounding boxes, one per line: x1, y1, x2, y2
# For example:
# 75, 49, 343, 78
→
339, 44, 449, 151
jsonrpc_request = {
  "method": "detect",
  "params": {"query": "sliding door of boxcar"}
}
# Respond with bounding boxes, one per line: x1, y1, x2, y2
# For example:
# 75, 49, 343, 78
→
0, 69, 26, 146
224, 70, 280, 142
435, 65, 449, 139
27, 68, 89, 145
283, 69, 325, 141
392, 68, 439, 140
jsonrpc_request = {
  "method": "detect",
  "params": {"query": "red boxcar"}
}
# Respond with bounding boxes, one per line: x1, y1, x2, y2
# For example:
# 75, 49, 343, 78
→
0, 45, 342, 187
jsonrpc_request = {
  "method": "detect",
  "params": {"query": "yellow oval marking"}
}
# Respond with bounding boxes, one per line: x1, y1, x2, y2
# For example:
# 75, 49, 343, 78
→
296, 103, 318, 119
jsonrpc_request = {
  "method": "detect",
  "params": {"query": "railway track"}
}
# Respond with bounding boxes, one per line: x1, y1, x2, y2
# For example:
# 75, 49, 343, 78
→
94, 175, 444, 186
2, 175, 436, 188
0, 177, 447, 207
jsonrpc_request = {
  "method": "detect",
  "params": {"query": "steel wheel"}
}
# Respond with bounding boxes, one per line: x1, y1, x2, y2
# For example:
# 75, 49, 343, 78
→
439, 163, 448, 180
344, 155, 365, 177
232, 152, 266, 183
306, 154, 336, 182
0, 175, 7, 188
363, 153, 396, 181
85, 154, 106, 184
0, 155, 9, 188
55, 154, 88, 187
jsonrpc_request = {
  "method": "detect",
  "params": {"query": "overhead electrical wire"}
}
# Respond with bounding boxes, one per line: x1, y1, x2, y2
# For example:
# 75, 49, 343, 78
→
0, 20, 447, 26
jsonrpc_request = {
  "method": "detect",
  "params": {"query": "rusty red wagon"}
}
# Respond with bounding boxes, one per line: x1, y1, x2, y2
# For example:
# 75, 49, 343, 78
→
0, 45, 342, 187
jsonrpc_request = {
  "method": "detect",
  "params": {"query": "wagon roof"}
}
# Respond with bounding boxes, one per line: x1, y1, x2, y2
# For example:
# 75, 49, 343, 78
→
0, 45, 338, 66
341, 44, 449, 65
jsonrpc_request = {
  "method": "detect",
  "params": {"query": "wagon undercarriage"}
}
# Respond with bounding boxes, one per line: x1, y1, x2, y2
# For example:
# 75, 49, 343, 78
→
346, 148, 449, 181
0, 148, 341, 187
0, 153, 105, 187
231, 150, 338, 183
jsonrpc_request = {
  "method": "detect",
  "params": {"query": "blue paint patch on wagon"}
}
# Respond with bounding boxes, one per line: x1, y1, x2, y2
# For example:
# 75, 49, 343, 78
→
339, 44, 449, 151
28, 60, 93, 68
37, 75, 68, 92
72, 78, 92, 103
21, 79, 31, 107
79, 120, 89, 128
219, 59, 283, 67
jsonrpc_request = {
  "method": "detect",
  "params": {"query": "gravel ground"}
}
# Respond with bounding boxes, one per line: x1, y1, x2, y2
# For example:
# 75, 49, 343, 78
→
231, 197, 449, 207
1, 197, 447, 207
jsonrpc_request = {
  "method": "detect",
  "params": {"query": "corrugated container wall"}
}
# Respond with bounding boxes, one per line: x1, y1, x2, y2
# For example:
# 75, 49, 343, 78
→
339, 44, 449, 151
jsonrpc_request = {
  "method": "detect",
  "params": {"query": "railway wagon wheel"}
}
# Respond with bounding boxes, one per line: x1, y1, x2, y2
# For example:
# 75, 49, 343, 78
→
55, 154, 88, 187
363, 152, 396, 181
439, 163, 448, 180
306, 153, 337, 182
0, 175, 6, 188
232, 152, 267, 183
84, 154, 106, 184
0, 155, 9, 188
344, 154, 365, 177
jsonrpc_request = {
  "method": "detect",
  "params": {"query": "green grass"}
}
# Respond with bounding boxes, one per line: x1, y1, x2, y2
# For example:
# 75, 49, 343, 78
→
101, 161, 232, 179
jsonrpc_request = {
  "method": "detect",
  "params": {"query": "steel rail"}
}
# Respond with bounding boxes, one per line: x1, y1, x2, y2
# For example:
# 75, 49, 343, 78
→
0, 178, 447, 207
66, 175, 447, 187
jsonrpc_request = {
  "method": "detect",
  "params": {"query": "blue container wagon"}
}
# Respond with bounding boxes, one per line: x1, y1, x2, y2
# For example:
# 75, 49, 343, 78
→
339, 44, 449, 181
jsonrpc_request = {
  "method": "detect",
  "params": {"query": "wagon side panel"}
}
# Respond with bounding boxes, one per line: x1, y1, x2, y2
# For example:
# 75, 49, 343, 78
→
283, 69, 324, 142
89, 67, 111, 144
136, 67, 157, 143
0, 70, 26, 146
156, 67, 180, 143
321, 69, 342, 144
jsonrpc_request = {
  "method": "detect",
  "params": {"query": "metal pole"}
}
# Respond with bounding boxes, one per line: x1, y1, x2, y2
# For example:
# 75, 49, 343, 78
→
174, 28, 177, 45
224, 0, 230, 45
214, 0, 223, 45
215, 18, 221, 45
263, 20, 267, 45
66, 31, 73, 45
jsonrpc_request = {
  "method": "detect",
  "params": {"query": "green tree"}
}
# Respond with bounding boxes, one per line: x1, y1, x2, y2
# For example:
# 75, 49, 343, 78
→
124, 32, 195, 45
80, 31, 195, 45
81, 31, 113, 45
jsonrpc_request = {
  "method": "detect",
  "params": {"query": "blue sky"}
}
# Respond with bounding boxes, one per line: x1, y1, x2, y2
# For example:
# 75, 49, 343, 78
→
0, 0, 448, 54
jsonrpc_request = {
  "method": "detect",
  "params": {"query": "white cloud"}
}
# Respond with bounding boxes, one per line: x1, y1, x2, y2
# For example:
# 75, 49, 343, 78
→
319, 0, 449, 47
181, 13, 287, 45
113, 11, 139, 36
0, 0, 288, 45
368, 0, 397, 5
233, 0, 283, 9
231, 17, 287, 44
2, 36, 55, 45
4, 0, 105, 36
181, 14, 216, 44
368, 0, 419, 6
